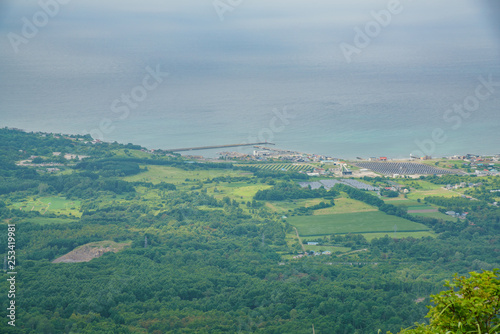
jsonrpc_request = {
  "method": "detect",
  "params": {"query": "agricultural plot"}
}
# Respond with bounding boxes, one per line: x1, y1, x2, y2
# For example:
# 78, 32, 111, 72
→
408, 211, 457, 222
406, 205, 437, 211
12, 197, 81, 217
384, 199, 422, 207
313, 198, 377, 215
406, 187, 460, 200
124, 165, 247, 185
249, 163, 314, 172
289, 211, 430, 236
266, 198, 326, 213
360, 231, 436, 241
383, 199, 456, 222
210, 183, 272, 202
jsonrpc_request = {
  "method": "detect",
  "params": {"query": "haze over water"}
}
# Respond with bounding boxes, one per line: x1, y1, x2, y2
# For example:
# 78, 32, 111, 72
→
1, 0, 499, 159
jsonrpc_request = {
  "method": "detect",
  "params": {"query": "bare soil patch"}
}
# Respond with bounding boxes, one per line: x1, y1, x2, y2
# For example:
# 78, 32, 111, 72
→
52, 241, 131, 263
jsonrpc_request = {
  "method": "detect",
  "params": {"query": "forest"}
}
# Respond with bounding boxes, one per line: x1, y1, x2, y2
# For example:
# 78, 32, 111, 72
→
0, 128, 499, 333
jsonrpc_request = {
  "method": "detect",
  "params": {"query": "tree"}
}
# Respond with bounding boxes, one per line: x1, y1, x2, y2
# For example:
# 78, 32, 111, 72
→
397, 270, 500, 334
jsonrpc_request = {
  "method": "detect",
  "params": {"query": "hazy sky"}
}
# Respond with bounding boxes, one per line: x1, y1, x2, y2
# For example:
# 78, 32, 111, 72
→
1, 0, 497, 72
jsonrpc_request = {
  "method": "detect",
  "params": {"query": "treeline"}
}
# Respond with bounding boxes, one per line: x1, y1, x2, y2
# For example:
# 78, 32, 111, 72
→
254, 182, 335, 201
424, 196, 500, 234
294, 200, 335, 215
75, 159, 142, 177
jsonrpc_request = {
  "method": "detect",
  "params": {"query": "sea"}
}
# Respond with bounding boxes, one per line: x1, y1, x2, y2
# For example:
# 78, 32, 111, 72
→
2, 59, 499, 160
1, 1, 499, 160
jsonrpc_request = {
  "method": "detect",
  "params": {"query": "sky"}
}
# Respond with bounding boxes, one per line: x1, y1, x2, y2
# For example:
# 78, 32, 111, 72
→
0, 0, 499, 157
1, 0, 497, 72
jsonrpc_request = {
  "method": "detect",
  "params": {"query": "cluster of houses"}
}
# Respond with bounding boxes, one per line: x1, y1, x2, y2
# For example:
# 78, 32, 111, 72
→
446, 154, 500, 175
448, 154, 500, 162
52, 152, 90, 161
292, 242, 333, 258
474, 169, 499, 176
444, 182, 483, 190
384, 181, 409, 194
293, 250, 332, 259
218, 148, 337, 163
445, 211, 468, 219
219, 146, 338, 163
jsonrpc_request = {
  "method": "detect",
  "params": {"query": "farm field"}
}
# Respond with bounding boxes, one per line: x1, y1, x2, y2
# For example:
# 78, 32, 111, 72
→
384, 199, 422, 207
266, 198, 326, 213
240, 163, 314, 172
396, 180, 444, 191
12, 196, 81, 217
406, 187, 460, 200
360, 231, 436, 241
409, 211, 457, 222
313, 198, 377, 215
208, 182, 271, 202
123, 165, 247, 185
288, 211, 430, 236
406, 205, 437, 211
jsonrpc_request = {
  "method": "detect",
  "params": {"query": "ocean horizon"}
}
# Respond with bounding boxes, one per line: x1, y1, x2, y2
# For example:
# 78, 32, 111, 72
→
1, 0, 499, 160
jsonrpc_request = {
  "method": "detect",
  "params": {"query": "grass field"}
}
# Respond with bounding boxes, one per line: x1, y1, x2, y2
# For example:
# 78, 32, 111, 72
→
313, 198, 377, 215
406, 205, 436, 211
209, 183, 272, 202
265, 198, 326, 213
240, 163, 314, 172
409, 211, 457, 222
13, 197, 81, 217
124, 165, 248, 185
360, 231, 436, 241
288, 211, 430, 236
384, 199, 422, 207
301, 231, 437, 242
407, 187, 460, 200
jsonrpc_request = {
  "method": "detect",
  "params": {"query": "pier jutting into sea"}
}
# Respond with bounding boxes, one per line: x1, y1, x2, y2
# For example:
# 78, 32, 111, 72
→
165, 142, 274, 152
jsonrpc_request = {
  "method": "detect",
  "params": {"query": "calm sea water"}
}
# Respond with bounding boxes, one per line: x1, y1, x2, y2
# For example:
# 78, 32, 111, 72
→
1, 2, 499, 159
2, 61, 499, 159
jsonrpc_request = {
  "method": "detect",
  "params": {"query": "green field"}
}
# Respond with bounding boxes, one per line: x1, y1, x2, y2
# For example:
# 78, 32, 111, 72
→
406, 205, 436, 211
314, 198, 377, 215
360, 231, 436, 241
384, 199, 423, 207
409, 211, 457, 222
209, 182, 272, 202
266, 198, 326, 213
242, 163, 314, 172
289, 211, 430, 236
124, 165, 247, 185
13, 196, 81, 217
406, 187, 460, 200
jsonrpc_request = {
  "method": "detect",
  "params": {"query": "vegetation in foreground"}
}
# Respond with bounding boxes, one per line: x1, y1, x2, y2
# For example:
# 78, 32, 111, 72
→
0, 128, 499, 333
